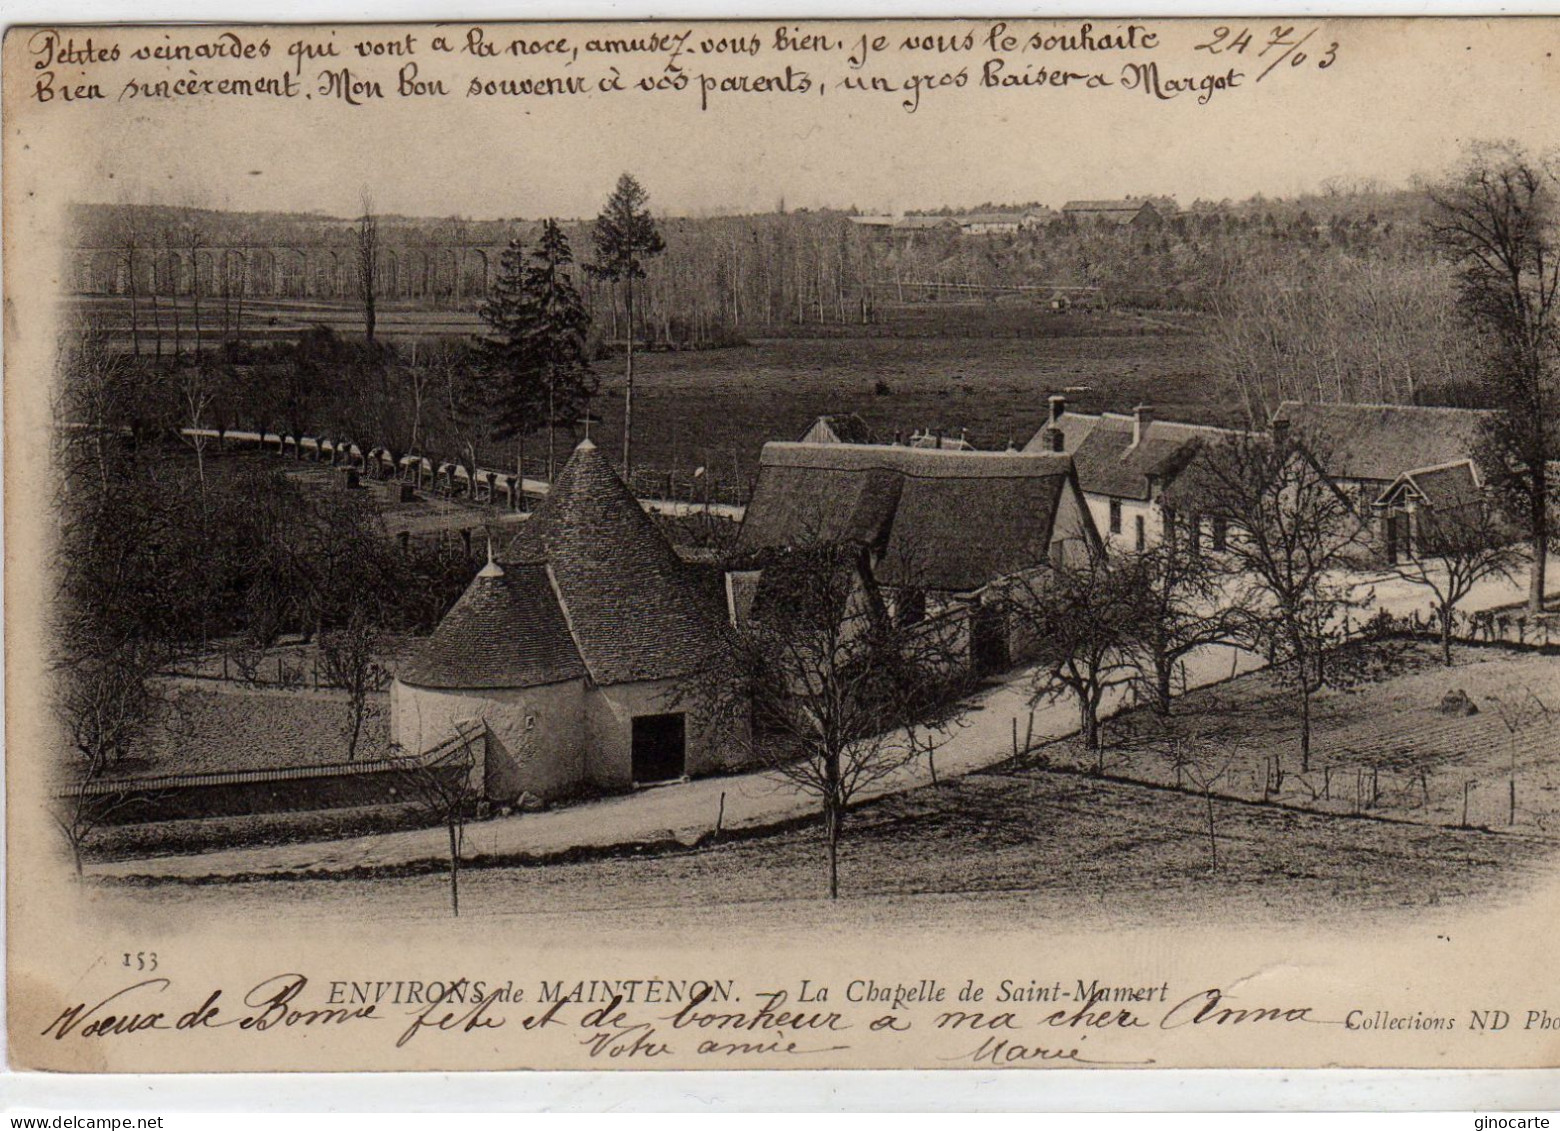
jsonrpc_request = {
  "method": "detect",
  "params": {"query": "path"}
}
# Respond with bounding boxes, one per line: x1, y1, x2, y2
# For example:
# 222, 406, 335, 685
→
89, 566, 1553, 883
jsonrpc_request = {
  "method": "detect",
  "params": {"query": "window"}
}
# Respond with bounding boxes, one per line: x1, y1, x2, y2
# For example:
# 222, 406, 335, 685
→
1135, 515, 1146, 552
1211, 517, 1228, 552
1109, 499, 1122, 535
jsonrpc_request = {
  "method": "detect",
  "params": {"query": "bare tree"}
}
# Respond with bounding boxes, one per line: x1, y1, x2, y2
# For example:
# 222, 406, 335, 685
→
1123, 535, 1244, 716
1003, 554, 1142, 771
179, 362, 224, 494
318, 609, 384, 762
54, 321, 140, 491
113, 212, 145, 357
1429, 142, 1560, 614
1198, 429, 1368, 773
687, 543, 973, 899
1150, 719, 1241, 873
391, 723, 481, 916
51, 642, 166, 875
184, 222, 206, 358
355, 189, 380, 347
1388, 496, 1523, 665
1486, 687, 1551, 826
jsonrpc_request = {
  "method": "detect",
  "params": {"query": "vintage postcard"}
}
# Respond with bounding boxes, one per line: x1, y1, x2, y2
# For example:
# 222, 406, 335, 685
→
5, 16, 1560, 1076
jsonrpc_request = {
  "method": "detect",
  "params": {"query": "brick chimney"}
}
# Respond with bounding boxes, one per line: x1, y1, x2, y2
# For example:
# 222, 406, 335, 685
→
1048, 394, 1066, 427
1132, 404, 1154, 447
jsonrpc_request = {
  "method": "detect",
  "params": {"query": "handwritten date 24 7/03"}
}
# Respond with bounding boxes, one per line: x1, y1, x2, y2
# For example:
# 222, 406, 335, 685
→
1196, 25, 1339, 82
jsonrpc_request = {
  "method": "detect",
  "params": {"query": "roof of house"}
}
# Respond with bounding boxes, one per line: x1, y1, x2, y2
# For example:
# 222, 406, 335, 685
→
1374, 459, 1483, 513
737, 442, 1076, 592
799, 413, 878, 446
402, 440, 729, 691
1271, 402, 1495, 484
1062, 200, 1160, 222
397, 562, 585, 691
958, 212, 1025, 226
1024, 411, 1236, 502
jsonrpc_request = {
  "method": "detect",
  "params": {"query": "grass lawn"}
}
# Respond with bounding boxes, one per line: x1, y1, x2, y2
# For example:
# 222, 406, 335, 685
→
1019, 643, 1560, 837
97, 767, 1551, 932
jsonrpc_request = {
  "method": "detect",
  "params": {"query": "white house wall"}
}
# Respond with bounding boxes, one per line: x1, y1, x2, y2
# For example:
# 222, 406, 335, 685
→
390, 679, 587, 802
1083, 492, 1161, 553
585, 678, 752, 789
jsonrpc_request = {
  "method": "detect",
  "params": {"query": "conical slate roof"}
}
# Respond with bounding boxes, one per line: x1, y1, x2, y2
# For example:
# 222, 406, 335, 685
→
499, 439, 730, 686
397, 560, 585, 690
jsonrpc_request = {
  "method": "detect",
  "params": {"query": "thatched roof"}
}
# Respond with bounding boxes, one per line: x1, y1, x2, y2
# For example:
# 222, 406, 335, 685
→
1027, 411, 1236, 502
1374, 459, 1483, 513
738, 442, 1077, 592
1271, 402, 1495, 484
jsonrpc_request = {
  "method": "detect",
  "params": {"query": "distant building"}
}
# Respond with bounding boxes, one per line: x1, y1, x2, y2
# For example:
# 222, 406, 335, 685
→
392, 438, 747, 802
1024, 396, 1238, 553
897, 215, 959, 233
1061, 200, 1164, 228
956, 212, 1026, 234
798, 413, 878, 445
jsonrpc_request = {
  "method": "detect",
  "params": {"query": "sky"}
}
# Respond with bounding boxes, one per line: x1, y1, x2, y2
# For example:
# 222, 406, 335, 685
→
15, 17, 1560, 221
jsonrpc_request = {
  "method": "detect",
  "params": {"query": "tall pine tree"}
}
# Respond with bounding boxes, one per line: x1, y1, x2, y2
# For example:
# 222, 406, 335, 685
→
588, 173, 665, 480
476, 237, 543, 442
521, 220, 596, 481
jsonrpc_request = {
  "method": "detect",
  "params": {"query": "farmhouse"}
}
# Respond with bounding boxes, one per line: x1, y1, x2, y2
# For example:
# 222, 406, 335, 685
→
1270, 401, 1497, 562
1024, 396, 1238, 553
735, 440, 1102, 671
1061, 199, 1163, 228
1371, 459, 1489, 563
391, 438, 746, 802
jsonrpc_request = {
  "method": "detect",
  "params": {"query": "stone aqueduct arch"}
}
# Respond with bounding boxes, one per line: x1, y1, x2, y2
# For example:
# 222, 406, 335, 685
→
69, 243, 499, 301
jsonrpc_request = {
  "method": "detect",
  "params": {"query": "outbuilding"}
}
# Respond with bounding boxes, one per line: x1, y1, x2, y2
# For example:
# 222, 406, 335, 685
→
391, 439, 745, 802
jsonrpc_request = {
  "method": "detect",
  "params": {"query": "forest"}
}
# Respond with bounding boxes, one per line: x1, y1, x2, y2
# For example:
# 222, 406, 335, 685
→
68, 176, 1476, 425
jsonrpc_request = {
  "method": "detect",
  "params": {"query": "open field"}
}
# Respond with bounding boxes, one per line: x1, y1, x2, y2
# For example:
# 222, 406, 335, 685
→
584, 328, 1217, 484
76, 295, 1219, 484
93, 767, 1554, 934
1023, 643, 1560, 836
